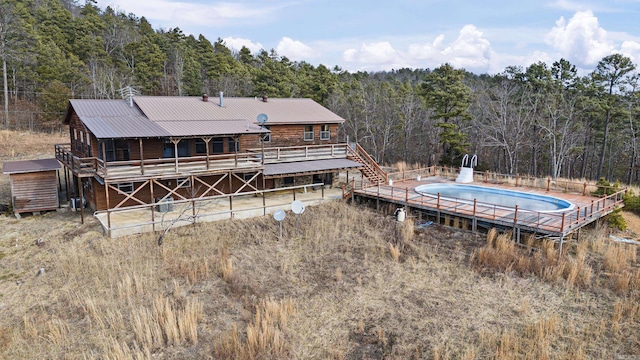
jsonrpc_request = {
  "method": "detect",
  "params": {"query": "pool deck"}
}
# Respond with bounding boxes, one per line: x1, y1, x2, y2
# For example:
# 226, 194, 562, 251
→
354, 176, 624, 238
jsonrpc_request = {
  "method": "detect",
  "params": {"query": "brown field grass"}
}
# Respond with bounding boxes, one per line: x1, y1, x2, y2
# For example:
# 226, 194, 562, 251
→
1, 130, 640, 358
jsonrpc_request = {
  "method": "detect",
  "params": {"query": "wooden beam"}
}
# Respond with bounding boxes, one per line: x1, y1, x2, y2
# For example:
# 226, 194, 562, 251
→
194, 174, 228, 197
171, 138, 180, 173
109, 180, 150, 208
203, 137, 211, 170
233, 171, 260, 193
139, 138, 145, 175
152, 179, 188, 202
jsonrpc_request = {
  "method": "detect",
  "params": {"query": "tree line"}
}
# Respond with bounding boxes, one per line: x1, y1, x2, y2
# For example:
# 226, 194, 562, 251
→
1, 0, 639, 184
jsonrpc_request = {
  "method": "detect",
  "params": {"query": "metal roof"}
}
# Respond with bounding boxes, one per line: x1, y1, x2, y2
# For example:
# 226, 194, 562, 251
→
263, 159, 362, 177
82, 116, 170, 138
3, 158, 61, 174
66, 96, 342, 139
134, 96, 346, 125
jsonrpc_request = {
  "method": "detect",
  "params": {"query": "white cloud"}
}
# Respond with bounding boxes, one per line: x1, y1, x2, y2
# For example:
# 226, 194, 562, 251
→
407, 25, 492, 72
620, 40, 640, 65
545, 10, 615, 66
343, 42, 402, 65
276, 37, 318, 61
223, 37, 264, 54
96, 0, 283, 27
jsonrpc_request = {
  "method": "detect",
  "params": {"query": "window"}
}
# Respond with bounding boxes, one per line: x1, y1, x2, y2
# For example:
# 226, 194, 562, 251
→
228, 138, 239, 152
86, 132, 92, 156
117, 183, 134, 194
163, 139, 174, 158
176, 177, 191, 188
163, 139, 190, 158
195, 139, 207, 154
102, 140, 116, 162
320, 125, 330, 140
303, 125, 314, 141
79, 130, 85, 153
262, 126, 271, 142
283, 177, 294, 185
212, 138, 224, 154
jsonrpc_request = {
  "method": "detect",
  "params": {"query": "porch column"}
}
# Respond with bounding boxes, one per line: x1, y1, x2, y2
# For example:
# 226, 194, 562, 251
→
171, 138, 180, 173
203, 137, 211, 170
139, 138, 145, 175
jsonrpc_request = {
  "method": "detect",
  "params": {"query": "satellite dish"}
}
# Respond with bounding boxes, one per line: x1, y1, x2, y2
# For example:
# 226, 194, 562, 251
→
273, 209, 286, 221
291, 200, 305, 215
257, 113, 268, 125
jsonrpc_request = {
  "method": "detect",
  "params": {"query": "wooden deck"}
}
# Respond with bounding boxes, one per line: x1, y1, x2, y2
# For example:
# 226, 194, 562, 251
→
354, 177, 625, 238
56, 143, 351, 180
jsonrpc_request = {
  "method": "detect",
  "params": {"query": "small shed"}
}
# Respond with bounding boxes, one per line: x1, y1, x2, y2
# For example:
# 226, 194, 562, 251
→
2, 158, 61, 217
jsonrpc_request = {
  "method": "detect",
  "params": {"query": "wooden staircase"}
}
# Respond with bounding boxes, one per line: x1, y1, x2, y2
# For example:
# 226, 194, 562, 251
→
347, 143, 388, 186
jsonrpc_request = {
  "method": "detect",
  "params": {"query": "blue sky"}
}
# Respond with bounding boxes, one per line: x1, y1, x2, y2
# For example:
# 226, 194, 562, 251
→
94, 0, 640, 74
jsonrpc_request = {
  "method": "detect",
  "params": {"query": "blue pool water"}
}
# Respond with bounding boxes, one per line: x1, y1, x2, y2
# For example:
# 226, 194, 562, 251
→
414, 183, 574, 212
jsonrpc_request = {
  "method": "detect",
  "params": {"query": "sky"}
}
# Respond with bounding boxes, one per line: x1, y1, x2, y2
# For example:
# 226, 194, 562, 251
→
93, 0, 640, 75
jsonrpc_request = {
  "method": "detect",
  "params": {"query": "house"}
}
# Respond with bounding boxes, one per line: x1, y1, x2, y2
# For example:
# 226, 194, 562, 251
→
55, 94, 385, 227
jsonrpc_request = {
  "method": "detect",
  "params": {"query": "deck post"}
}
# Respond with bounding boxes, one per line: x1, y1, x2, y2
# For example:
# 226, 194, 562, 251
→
78, 177, 84, 224
405, 187, 409, 203
513, 205, 518, 224
559, 236, 564, 256
150, 180, 155, 232
437, 193, 440, 209
560, 213, 566, 232
547, 177, 551, 191
64, 167, 70, 201
376, 183, 380, 210
351, 179, 355, 202
229, 194, 233, 219
191, 175, 196, 222
590, 200, 594, 217
576, 207, 580, 223
262, 175, 266, 215
172, 138, 180, 173
204, 137, 211, 170
139, 139, 145, 175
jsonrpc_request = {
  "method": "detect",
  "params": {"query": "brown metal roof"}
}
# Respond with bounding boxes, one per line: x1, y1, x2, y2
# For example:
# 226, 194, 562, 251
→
157, 119, 267, 137
3, 158, 61, 174
263, 159, 362, 177
134, 96, 345, 125
65, 96, 342, 139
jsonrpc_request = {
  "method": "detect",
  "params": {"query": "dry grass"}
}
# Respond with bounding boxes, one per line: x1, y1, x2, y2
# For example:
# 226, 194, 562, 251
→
1, 130, 640, 358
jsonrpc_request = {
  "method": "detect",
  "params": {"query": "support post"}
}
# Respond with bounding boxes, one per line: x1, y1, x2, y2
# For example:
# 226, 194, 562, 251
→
105, 180, 111, 236
262, 174, 266, 216
547, 177, 551, 191
150, 180, 155, 232
139, 138, 145, 175
78, 177, 84, 224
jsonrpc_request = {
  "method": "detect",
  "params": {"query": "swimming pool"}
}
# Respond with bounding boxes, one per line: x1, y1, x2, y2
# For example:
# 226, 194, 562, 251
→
414, 183, 574, 212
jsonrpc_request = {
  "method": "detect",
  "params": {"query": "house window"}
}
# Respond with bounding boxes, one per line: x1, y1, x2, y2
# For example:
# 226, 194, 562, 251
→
228, 138, 239, 152
320, 125, 330, 140
86, 132, 92, 156
304, 125, 314, 141
283, 177, 294, 185
79, 130, 85, 153
262, 126, 271, 142
176, 177, 191, 188
195, 139, 207, 155
163, 139, 190, 158
117, 183, 134, 194
212, 138, 224, 154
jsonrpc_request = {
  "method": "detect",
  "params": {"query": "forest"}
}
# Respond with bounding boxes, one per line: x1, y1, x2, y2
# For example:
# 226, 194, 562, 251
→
1, 0, 639, 184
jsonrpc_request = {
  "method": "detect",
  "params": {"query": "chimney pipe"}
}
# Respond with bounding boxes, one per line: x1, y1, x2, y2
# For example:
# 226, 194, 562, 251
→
202, 94, 209, 102
219, 91, 224, 107
262, 95, 268, 103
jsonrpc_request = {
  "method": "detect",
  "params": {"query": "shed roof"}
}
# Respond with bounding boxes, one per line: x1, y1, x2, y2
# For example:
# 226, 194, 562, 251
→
263, 159, 362, 177
3, 158, 61, 174
64, 96, 343, 139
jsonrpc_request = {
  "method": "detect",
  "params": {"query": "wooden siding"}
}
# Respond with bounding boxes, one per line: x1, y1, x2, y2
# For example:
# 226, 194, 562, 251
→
259, 124, 340, 148
10, 171, 59, 213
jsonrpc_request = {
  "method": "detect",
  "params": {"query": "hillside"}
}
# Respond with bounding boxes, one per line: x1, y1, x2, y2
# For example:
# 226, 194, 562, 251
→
0, 133, 640, 359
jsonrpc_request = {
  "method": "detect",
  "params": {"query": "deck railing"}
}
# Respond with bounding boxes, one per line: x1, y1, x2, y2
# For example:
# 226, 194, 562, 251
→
360, 170, 627, 235
55, 143, 351, 180
384, 166, 622, 197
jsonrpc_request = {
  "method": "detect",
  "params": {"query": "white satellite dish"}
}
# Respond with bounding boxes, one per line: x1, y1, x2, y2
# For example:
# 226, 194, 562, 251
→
273, 209, 286, 221
257, 113, 268, 125
291, 200, 305, 214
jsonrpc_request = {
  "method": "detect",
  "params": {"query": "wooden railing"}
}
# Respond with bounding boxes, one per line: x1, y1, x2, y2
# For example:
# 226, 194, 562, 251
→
247, 143, 349, 163
55, 143, 354, 180
361, 182, 626, 235
346, 143, 388, 184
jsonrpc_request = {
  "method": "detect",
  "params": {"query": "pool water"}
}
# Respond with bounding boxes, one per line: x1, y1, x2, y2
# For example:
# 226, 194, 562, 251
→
414, 183, 574, 212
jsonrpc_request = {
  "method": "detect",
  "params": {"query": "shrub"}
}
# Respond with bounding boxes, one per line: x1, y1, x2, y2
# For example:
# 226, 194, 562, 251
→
607, 208, 627, 231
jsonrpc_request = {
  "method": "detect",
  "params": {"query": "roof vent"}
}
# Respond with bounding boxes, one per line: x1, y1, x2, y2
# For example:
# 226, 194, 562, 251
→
219, 91, 223, 107
202, 94, 209, 102
262, 95, 268, 103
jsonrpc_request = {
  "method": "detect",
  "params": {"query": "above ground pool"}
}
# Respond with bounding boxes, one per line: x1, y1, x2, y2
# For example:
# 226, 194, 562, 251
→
414, 183, 574, 212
